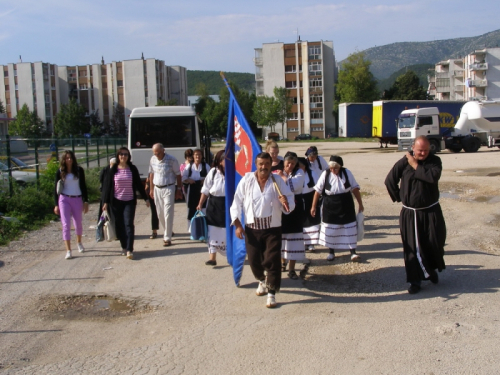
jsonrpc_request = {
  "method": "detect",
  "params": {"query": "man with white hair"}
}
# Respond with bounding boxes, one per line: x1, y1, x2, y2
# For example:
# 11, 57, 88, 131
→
149, 143, 183, 246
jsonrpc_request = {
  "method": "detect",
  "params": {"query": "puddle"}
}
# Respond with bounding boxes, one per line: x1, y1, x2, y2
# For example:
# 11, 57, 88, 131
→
441, 192, 460, 199
37, 294, 155, 321
453, 167, 500, 177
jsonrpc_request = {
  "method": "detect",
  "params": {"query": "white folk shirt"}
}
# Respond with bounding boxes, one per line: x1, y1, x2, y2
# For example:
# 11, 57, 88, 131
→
302, 169, 319, 194
307, 155, 329, 177
313, 168, 360, 195
285, 169, 305, 195
201, 168, 225, 197
181, 162, 211, 183
230, 172, 295, 228
149, 153, 180, 186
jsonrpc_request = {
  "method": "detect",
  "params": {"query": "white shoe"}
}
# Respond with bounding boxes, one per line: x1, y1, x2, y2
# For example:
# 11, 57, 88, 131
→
77, 243, 85, 253
351, 254, 361, 262
308, 245, 315, 251
65, 251, 72, 259
266, 294, 277, 308
326, 253, 335, 261
256, 281, 267, 296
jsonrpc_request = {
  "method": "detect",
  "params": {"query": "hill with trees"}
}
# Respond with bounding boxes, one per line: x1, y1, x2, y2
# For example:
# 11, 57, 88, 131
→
187, 71, 254, 95
377, 64, 434, 92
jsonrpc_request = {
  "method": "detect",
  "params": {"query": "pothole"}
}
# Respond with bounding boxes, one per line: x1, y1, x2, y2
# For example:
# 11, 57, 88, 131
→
37, 294, 155, 321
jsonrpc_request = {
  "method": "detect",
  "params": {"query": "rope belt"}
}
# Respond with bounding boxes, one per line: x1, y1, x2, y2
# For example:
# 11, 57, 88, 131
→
402, 201, 439, 279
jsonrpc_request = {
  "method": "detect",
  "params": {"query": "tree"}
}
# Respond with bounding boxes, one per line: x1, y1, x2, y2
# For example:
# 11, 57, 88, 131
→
0, 99, 5, 114
384, 70, 428, 100
156, 98, 178, 106
110, 104, 126, 136
273, 87, 292, 137
252, 95, 279, 132
53, 98, 87, 137
9, 104, 44, 137
335, 51, 379, 111
89, 110, 104, 136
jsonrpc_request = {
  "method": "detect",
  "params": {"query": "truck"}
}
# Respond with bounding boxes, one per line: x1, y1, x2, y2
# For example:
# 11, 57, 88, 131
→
444, 100, 500, 152
338, 103, 372, 138
128, 106, 210, 180
373, 100, 465, 148
397, 100, 500, 153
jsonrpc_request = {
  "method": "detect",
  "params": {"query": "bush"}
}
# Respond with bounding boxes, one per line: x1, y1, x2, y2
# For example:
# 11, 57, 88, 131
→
0, 218, 22, 246
6, 186, 54, 223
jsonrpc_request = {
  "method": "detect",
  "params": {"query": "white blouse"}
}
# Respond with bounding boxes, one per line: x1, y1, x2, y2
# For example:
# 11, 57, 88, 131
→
181, 162, 211, 182
62, 173, 82, 196
302, 169, 319, 194
201, 168, 225, 197
285, 169, 305, 195
313, 168, 359, 196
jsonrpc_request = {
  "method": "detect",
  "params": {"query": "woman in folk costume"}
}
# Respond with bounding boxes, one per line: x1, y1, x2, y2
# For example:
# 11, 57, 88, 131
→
277, 152, 305, 280
311, 155, 364, 262
297, 157, 321, 252
197, 150, 227, 267
182, 148, 211, 227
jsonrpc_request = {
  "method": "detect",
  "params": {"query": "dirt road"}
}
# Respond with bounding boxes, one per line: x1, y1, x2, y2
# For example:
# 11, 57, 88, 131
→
1, 142, 499, 374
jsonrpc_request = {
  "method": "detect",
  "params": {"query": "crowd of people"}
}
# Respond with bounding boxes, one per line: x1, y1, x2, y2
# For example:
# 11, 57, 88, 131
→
53, 136, 446, 307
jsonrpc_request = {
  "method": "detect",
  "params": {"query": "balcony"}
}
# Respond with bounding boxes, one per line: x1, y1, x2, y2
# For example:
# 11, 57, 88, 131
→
436, 72, 451, 79
253, 57, 263, 66
469, 96, 487, 101
466, 78, 488, 87
469, 62, 488, 71
255, 73, 263, 81
453, 70, 464, 77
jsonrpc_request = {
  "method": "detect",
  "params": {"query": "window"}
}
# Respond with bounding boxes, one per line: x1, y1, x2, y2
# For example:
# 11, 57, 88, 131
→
14, 70, 17, 76
436, 78, 450, 87
309, 62, 322, 76
3, 70, 7, 77
15, 84, 18, 90
310, 78, 322, 87
311, 111, 323, 119
284, 49, 295, 58
5, 85, 9, 91
288, 112, 298, 120
293, 97, 303, 104
130, 116, 197, 149
80, 84, 88, 90
311, 127, 324, 131
286, 81, 297, 89
418, 116, 433, 126
310, 94, 323, 108
309, 46, 321, 60
285, 65, 296, 73
117, 80, 123, 87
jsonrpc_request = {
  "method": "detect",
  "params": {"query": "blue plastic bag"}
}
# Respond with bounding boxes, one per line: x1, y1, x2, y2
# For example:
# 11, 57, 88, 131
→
96, 214, 106, 242
190, 210, 208, 241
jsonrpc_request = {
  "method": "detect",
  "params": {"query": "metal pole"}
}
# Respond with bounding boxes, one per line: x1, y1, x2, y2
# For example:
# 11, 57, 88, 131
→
70, 135, 75, 154
6, 134, 13, 196
96, 137, 100, 168
85, 138, 89, 169
34, 139, 40, 188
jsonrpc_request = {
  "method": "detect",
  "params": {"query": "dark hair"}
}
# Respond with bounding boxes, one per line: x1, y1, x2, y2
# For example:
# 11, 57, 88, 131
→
59, 150, 79, 180
116, 147, 132, 166
298, 156, 315, 188
329, 155, 344, 166
212, 150, 225, 175
255, 152, 272, 161
184, 148, 194, 160
305, 146, 318, 156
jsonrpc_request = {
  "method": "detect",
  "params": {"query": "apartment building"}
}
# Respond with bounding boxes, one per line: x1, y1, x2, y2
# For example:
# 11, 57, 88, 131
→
254, 40, 335, 139
0, 62, 60, 133
428, 47, 500, 101
1, 58, 188, 134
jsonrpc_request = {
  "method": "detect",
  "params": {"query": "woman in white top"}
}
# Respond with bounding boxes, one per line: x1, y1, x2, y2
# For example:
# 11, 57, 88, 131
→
298, 157, 321, 251
182, 148, 211, 227
197, 150, 226, 266
277, 152, 306, 279
305, 146, 328, 177
311, 155, 364, 262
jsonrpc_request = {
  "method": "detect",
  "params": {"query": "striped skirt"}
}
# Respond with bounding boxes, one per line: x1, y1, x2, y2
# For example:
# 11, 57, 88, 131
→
303, 224, 320, 246
319, 221, 357, 250
282, 232, 305, 261
208, 225, 226, 255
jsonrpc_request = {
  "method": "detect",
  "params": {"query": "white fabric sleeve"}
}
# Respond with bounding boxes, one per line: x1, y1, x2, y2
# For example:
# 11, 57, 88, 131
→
200, 168, 214, 196
313, 170, 327, 194
230, 175, 245, 225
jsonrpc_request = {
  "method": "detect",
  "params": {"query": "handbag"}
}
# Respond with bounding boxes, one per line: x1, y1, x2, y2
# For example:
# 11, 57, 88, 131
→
356, 212, 365, 242
96, 214, 106, 242
103, 210, 116, 242
189, 210, 208, 241
56, 179, 64, 195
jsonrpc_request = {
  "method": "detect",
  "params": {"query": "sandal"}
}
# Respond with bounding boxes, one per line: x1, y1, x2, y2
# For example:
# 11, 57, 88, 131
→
163, 240, 172, 247
288, 270, 298, 280
150, 232, 157, 239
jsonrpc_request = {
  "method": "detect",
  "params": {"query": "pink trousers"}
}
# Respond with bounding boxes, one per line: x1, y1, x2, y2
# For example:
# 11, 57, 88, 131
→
58, 194, 83, 241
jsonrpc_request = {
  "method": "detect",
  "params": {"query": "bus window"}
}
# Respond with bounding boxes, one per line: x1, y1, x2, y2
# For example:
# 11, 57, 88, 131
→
129, 116, 197, 149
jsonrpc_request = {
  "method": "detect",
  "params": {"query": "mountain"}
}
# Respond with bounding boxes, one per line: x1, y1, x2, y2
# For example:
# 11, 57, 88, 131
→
187, 71, 255, 95
362, 29, 500, 79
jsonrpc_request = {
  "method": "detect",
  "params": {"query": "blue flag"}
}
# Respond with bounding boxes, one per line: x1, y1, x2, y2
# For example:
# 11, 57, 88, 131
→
224, 81, 261, 286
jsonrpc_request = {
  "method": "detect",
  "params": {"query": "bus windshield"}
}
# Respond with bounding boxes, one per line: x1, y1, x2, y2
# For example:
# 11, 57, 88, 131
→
129, 116, 197, 149
398, 114, 415, 129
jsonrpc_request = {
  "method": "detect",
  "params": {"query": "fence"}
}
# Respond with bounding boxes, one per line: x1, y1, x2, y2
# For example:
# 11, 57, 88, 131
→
0, 135, 127, 196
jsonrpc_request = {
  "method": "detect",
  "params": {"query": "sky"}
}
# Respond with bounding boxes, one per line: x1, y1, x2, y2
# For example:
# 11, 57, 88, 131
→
1, 0, 499, 73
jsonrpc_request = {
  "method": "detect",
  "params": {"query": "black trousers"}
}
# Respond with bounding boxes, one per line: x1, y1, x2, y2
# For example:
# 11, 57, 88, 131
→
245, 226, 282, 292
112, 199, 136, 252
148, 196, 159, 231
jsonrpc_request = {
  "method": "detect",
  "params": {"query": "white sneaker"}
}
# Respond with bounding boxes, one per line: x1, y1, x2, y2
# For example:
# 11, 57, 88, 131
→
308, 245, 315, 251
351, 254, 361, 262
326, 253, 335, 261
77, 243, 85, 253
65, 251, 72, 259
266, 294, 277, 308
256, 281, 267, 296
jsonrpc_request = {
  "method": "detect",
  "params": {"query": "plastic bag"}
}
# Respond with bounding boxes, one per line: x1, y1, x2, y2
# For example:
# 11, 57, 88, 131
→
96, 214, 106, 242
356, 212, 364, 242
103, 210, 116, 242
190, 210, 208, 241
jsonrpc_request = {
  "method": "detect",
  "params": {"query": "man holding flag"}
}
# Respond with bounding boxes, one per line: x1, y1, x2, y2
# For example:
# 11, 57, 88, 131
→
230, 152, 295, 308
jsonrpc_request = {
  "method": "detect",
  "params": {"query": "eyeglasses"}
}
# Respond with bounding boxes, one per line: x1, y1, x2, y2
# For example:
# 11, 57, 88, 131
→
119, 153, 129, 157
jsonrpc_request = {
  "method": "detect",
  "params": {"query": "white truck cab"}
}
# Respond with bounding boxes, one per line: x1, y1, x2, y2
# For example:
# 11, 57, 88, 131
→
397, 107, 444, 153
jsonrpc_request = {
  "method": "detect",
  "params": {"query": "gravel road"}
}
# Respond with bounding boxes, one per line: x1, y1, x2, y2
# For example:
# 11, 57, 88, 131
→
1, 142, 499, 375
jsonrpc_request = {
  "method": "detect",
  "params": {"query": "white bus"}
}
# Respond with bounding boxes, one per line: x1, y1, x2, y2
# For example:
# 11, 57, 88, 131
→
128, 106, 207, 180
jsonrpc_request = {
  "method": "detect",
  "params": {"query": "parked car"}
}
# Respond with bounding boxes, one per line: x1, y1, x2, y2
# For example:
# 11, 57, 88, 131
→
0, 160, 37, 186
0, 156, 36, 172
294, 134, 312, 141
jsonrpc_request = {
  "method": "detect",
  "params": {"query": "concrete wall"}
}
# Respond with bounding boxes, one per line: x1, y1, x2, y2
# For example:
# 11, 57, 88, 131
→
262, 43, 285, 96
123, 60, 146, 120
322, 41, 335, 135
146, 59, 158, 106
17, 63, 34, 112
32, 62, 47, 125
486, 48, 500, 100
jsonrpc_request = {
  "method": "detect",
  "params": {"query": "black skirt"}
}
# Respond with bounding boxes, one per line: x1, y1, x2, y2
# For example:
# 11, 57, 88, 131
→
322, 191, 356, 225
282, 194, 304, 234
206, 195, 226, 228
